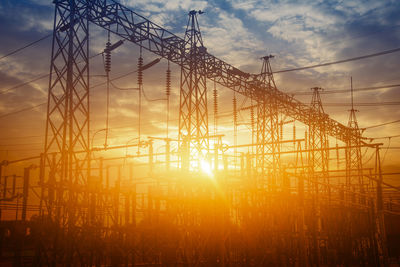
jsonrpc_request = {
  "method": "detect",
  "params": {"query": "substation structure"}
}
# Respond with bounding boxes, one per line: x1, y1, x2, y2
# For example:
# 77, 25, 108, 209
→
1, 0, 400, 266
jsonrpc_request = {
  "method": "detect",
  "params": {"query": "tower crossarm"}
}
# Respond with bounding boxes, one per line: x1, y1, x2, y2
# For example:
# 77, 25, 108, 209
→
77, 0, 360, 142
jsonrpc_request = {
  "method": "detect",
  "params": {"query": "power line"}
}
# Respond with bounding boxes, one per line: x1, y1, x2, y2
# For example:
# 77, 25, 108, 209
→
0, 52, 103, 95
291, 83, 400, 95
110, 81, 138, 91
0, 148, 44, 152
371, 134, 400, 140
142, 85, 166, 102
0, 74, 49, 95
323, 102, 400, 107
0, 34, 52, 61
0, 135, 42, 141
0, 142, 43, 147
274, 47, 400, 74
0, 103, 46, 119
363, 119, 400, 130
0, 64, 143, 120
93, 68, 140, 89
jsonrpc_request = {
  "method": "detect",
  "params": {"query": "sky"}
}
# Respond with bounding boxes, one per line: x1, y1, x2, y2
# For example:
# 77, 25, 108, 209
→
0, 0, 399, 176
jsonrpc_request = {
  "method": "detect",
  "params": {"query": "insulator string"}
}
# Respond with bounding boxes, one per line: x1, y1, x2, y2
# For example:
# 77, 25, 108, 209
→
233, 92, 237, 168
104, 30, 111, 148
213, 80, 218, 138
138, 46, 143, 152
166, 60, 171, 139
250, 99, 254, 154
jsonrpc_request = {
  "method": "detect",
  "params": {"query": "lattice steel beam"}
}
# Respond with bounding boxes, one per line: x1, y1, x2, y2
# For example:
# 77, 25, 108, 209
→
256, 56, 280, 189
44, 0, 90, 219
179, 10, 209, 170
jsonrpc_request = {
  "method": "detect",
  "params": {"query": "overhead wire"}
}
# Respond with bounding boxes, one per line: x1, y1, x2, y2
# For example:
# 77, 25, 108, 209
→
0, 52, 103, 95
382, 137, 391, 165
0, 142, 43, 147
0, 52, 103, 99
0, 33, 52, 61
371, 134, 400, 140
2, 40, 400, 123
0, 103, 46, 119
363, 119, 400, 130
2, 118, 177, 148
291, 83, 400, 95
362, 148, 376, 166
0, 74, 49, 95
323, 102, 400, 107
2, 32, 400, 161
274, 47, 400, 74
0, 61, 138, 120
0, 135, 42, 141
142, 85, 167, 102
0, 34, 100, 100
110, 81, 138, 90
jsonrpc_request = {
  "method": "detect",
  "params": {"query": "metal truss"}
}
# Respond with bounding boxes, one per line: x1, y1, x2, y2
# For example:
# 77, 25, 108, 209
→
308, 87, 330, 265
66, 0, 362, 143
309, 87, 329, 187
256, 56, 280, 189
44, 0, 90, 220
179, 10, 209, 169
346, 78, 363, 188
346, 108, 363, 187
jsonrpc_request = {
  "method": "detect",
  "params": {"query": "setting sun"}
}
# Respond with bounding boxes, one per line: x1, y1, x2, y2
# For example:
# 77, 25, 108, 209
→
200, 159, 213, 177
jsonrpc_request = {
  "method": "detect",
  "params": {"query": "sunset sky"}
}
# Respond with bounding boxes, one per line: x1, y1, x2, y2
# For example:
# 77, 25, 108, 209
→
0, 0, 399, 176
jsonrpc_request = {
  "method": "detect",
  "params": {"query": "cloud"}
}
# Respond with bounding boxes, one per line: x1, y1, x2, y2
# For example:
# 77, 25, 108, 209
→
200, 9, 264, 70
0, 1, 53, 32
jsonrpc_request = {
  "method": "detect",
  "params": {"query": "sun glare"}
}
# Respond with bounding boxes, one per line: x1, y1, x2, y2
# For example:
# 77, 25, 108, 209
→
200, 159, 213, 177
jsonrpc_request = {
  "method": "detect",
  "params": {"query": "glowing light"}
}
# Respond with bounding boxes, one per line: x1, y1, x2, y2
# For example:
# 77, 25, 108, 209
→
200, 160, 213, 176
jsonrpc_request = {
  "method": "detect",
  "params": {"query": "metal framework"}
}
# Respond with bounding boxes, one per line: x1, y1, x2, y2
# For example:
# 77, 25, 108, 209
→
346, 79, 363, 188
44, 0, 90, 222
179, 10, 209, 170
256, 56, 280, 189
307, 87, 329, 264
308, 87, 330, 187
65, 0, 360, 144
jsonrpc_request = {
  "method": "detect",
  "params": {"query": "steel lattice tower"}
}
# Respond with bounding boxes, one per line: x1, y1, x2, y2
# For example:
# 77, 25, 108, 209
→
309, 87, 329, 187
256, 55, 280, 189
43, 0, 90, 219
346, 78, 363, 188
179, 10, 209, 170
308, 86, 329, 265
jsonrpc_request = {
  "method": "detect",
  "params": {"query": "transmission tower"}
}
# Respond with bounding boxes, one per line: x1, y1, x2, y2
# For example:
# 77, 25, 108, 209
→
308, 86, 329, 265
256, 55, 280, 190
308, 87, 329, 187
346, 77, 363, 189
179, 10, 209, 170
43, 0, 90, 219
